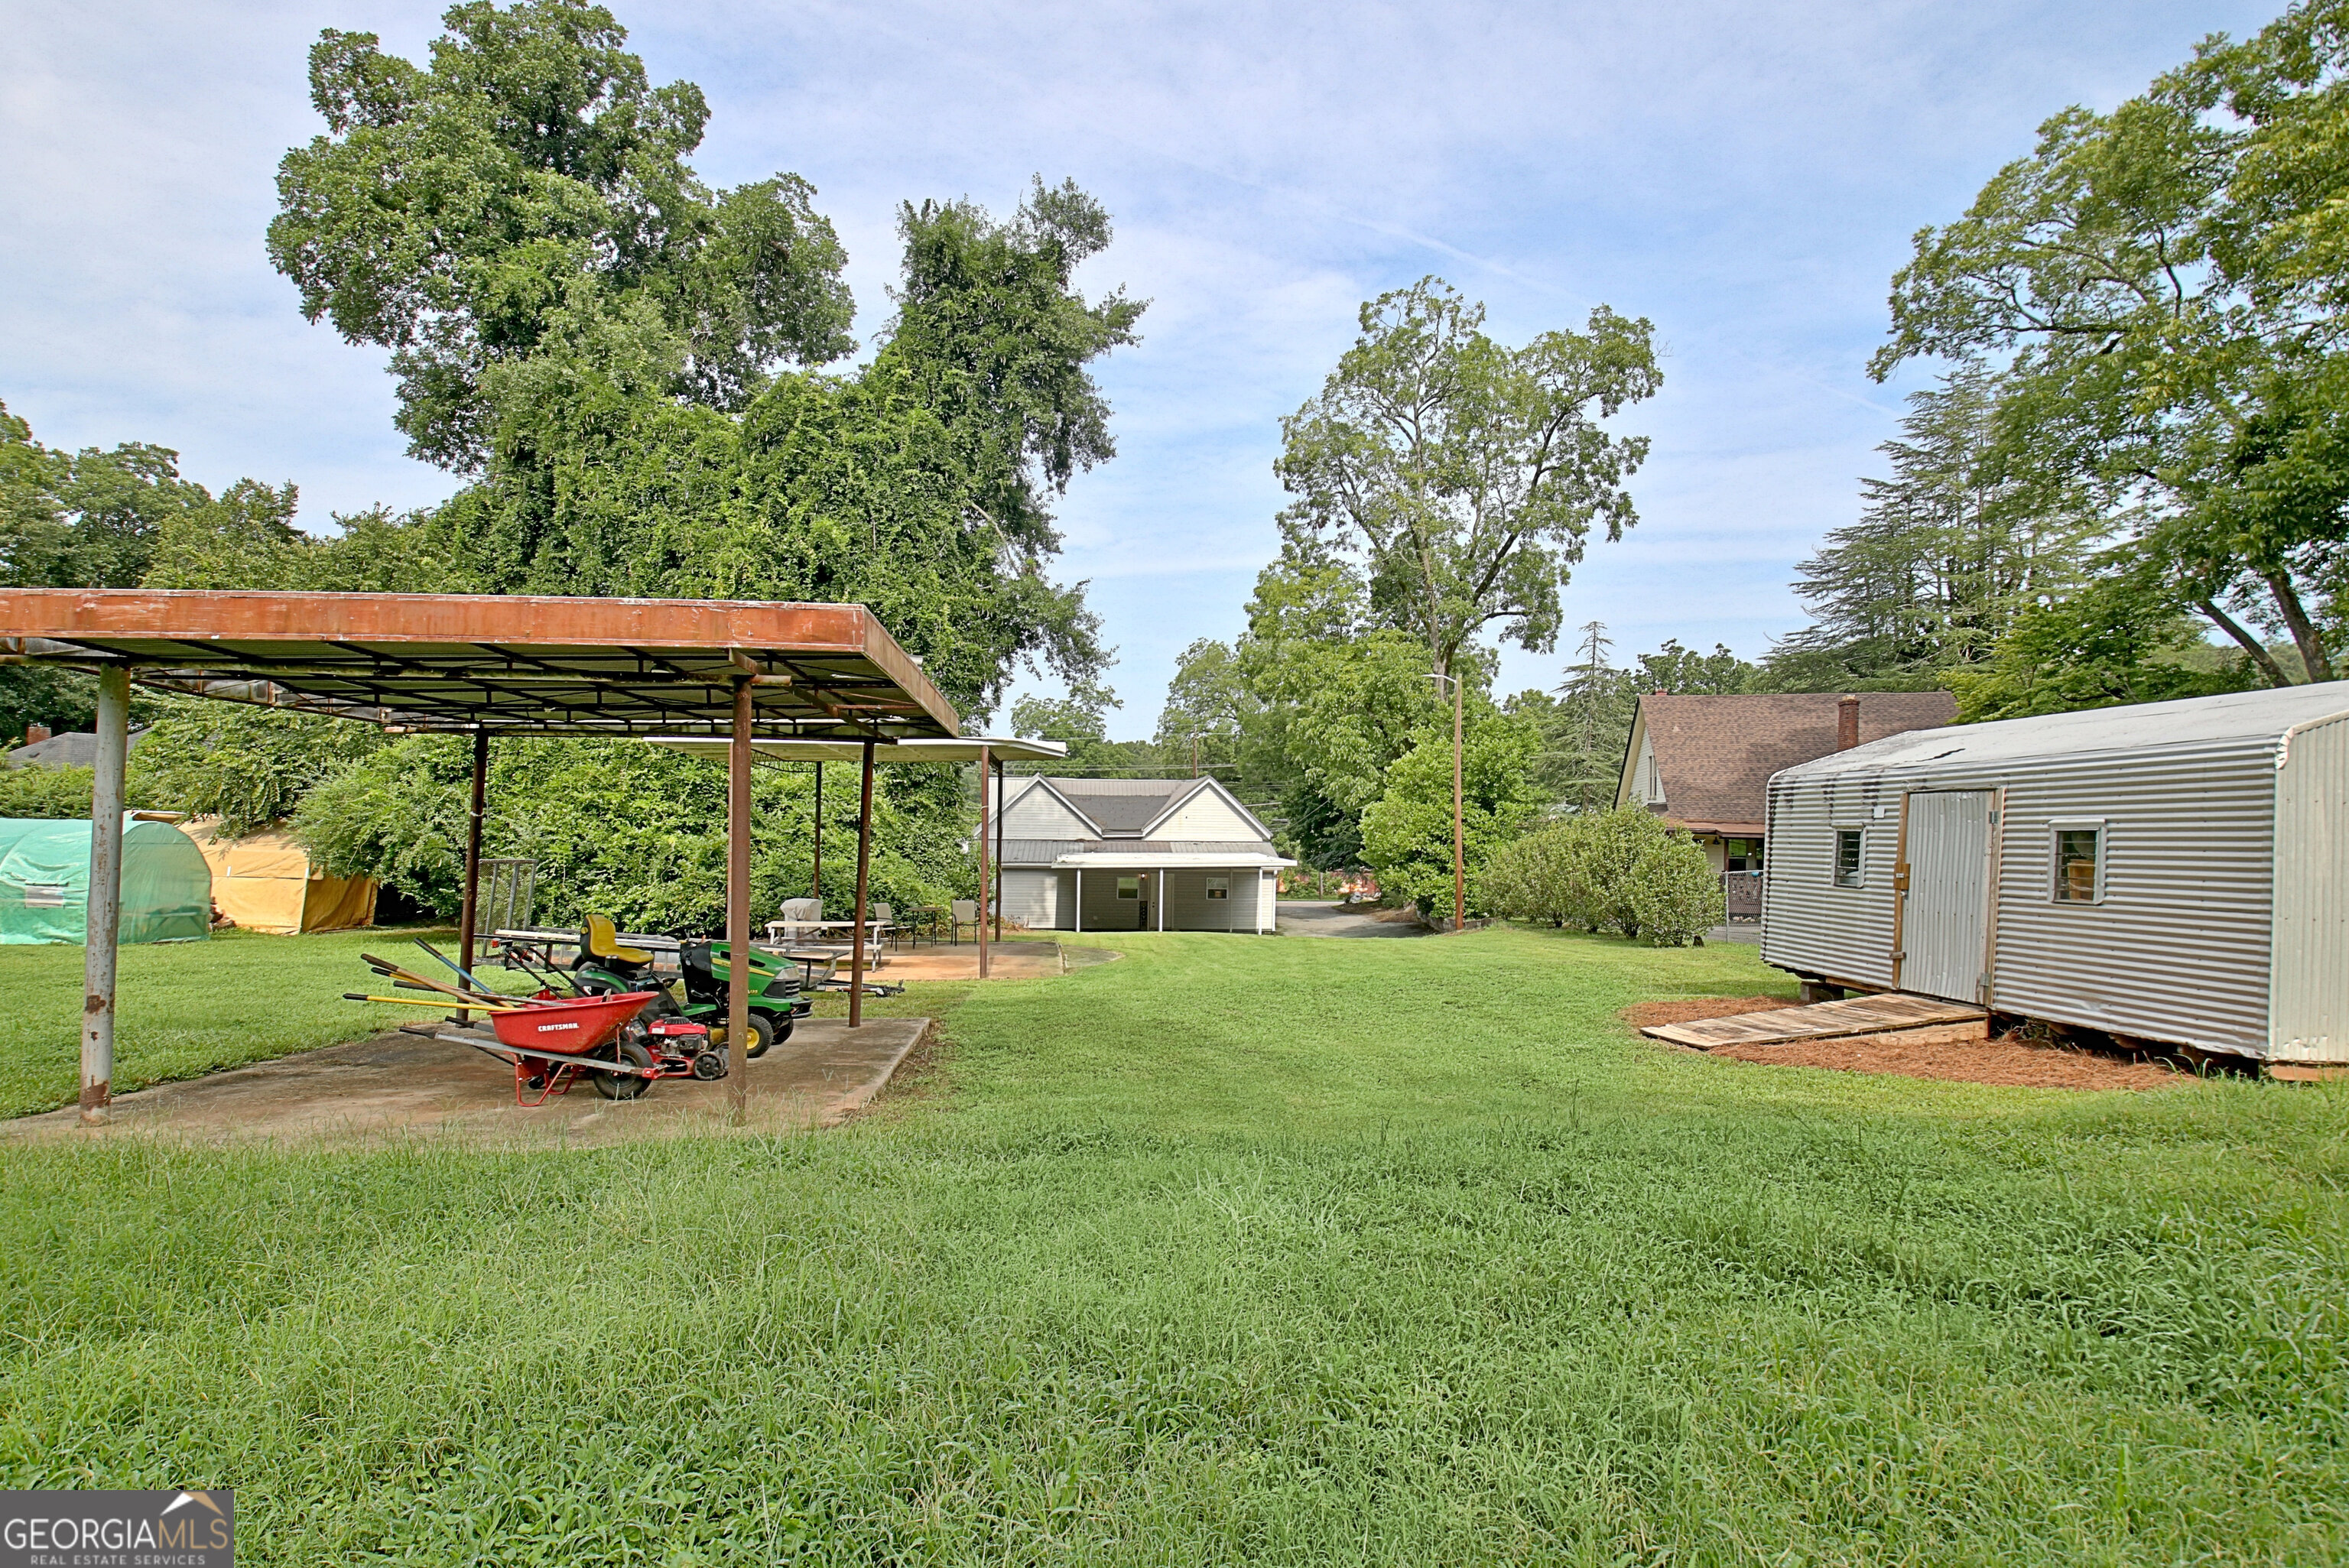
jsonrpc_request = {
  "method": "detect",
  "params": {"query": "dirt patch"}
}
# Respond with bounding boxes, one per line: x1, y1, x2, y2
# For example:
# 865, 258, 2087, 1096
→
1366, 904, 1428, 926
1622, 995, 1792, 1030
1710, 1027, 2189, 1091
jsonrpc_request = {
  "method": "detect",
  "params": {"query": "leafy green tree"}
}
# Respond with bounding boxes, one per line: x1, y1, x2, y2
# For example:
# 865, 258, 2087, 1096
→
128, 703, 389, 838
1875, 2, 2349, 687
269, 0, 855, 471
1770, 366, 2103, 690
1154, 638, 1249, 781
1633, 638, 1757, 694
1275, 277, 1661, 678
1358, 708, 1544, 918
885, 180, 1145, 550
291, 735, 973, 927
0, 401, 292, 739
1951, 574, 2257, 721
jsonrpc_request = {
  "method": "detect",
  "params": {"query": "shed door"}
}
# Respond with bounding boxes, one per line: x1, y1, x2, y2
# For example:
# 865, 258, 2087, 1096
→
1903, 790, 1993, 1003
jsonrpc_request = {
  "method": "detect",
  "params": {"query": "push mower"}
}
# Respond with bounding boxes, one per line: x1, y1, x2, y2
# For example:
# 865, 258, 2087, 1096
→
345, 943, 720, 1105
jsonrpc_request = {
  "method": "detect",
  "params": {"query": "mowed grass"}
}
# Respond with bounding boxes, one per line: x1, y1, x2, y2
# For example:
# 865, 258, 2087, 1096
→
0, 926, 491, 1117
5, 926, 2348, 1563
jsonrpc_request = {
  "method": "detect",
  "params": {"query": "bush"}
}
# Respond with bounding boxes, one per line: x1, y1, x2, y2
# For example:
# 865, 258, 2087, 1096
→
1481, 807, 1721, 943
1628, 833, 1724, 946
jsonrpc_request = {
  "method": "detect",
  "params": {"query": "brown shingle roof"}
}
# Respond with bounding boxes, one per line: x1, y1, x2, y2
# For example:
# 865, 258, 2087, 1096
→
1630, 693, 1957, 834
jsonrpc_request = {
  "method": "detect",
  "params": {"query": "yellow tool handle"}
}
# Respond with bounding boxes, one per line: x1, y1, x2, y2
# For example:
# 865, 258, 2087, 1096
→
344, 992, 527, 1011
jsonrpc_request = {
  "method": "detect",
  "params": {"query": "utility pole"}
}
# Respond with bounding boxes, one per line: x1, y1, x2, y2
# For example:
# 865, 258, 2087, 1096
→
1428, 670, 1465, 932
1191, 733, 1199, 779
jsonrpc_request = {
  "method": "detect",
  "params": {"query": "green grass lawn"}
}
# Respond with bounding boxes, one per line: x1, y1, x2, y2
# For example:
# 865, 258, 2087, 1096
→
0, 925, 518, 1117
5, 926, 2347, 1563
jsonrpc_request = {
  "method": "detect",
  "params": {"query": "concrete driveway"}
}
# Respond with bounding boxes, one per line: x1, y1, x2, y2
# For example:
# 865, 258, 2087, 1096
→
1275, 901, 1431, 938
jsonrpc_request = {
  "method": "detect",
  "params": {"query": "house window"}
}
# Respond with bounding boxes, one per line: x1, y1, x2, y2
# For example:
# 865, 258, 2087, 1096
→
1204, 875, 1229, 901
1833, 829, 1863, 888
1116, 876, 1141, 900
1722, 837, 1763, 872
2052, 820, 2105, 904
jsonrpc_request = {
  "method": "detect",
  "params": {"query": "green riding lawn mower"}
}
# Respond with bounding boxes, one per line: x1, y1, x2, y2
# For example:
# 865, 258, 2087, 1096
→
492, 915, 813, 1060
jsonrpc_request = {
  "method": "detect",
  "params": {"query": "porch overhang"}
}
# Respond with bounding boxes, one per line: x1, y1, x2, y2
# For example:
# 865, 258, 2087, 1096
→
1048, 852, 1295, 869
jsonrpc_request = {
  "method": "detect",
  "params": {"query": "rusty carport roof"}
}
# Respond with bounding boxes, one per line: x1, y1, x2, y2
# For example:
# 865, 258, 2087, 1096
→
0, 589, 960, 739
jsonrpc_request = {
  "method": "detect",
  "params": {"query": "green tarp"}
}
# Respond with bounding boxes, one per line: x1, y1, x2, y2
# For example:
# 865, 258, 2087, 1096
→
0, 817, 213, 945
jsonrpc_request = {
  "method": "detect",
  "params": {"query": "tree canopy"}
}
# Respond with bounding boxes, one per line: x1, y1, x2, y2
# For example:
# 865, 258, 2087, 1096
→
269, 0, 856, 471
1275, 278, 1660, 679
1873, 0, 2349, 691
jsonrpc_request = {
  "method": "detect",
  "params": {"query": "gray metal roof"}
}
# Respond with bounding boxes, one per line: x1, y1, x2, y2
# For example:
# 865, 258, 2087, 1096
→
7, 728, 148, 769
1779, 681, 2349, 779
1038, 778, 1200, 834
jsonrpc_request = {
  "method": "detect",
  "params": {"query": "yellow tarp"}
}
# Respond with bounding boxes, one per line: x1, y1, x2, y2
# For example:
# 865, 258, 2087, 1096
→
184, 821, 379, 934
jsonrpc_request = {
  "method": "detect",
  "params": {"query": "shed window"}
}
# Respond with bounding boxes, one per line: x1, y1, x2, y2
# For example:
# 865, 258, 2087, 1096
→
1116, 876, 1141, 900
2052, 820, 2104, 904
1833, 829, 1863, 888
1204, 875, 1229, 900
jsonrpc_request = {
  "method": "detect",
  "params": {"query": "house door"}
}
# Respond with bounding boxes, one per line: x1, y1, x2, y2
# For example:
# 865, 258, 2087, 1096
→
1902, 790, 1993, 1003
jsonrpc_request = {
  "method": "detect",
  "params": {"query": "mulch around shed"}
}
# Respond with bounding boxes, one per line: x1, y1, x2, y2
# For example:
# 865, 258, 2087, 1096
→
1627, 995, 2191, 1092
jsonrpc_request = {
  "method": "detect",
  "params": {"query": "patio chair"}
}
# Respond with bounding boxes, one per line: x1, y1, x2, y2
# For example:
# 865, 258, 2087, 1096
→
949, 899, 980, 943
869, 901, 901, 951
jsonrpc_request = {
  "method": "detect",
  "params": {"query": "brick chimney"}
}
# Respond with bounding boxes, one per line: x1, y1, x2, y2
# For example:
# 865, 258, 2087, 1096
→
24, 724, 50, 745
1836, 696, 1860, 752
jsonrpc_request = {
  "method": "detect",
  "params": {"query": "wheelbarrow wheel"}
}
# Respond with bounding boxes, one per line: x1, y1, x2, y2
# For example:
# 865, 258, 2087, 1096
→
591, 1040, 656, 1100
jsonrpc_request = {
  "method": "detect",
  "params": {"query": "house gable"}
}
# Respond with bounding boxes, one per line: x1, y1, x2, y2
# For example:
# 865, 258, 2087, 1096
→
1145, 778, 1269, 842
999, 778, 1099, 839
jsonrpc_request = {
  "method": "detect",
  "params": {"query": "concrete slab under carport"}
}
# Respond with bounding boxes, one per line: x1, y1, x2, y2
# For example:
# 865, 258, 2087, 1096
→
2, 1016, 932, 1148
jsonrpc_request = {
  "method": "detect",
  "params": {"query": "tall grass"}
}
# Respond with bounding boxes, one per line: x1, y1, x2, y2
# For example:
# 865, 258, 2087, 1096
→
4, 927, 2345, 1563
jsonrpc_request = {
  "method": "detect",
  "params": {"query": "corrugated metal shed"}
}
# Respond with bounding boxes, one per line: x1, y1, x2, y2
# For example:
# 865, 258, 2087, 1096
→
1763, 682, 2349, 1061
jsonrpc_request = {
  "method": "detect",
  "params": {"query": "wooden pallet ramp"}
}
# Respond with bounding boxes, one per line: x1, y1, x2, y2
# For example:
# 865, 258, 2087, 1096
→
1645, 993, 1987, 1050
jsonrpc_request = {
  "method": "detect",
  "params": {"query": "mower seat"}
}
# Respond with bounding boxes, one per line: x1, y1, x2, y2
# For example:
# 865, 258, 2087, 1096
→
583, 914, 653, 966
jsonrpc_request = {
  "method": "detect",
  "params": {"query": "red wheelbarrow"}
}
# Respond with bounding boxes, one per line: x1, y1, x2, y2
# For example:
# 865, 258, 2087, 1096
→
476, 990, 716, 1106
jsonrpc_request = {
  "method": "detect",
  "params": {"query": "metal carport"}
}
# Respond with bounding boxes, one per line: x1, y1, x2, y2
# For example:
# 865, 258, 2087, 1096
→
0, 589, 963, 1124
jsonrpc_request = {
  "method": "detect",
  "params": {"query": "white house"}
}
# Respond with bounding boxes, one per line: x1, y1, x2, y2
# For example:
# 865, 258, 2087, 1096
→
994, 776, 1294, 933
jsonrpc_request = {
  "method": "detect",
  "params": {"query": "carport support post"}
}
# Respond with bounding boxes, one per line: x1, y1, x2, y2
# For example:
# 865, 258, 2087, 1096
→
993, 757, 1005, 943
80, 663, 129, 1124
849, 739, 875, 1027
976, 745, 991, 980
457, 729, 488, 1023
727, 679, 753, 1117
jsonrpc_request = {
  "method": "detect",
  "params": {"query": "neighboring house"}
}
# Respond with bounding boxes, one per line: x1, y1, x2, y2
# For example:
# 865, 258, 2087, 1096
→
1761, 680, 2349, 1065
1616, 693, 1958, 875
995, 776, 1295, 933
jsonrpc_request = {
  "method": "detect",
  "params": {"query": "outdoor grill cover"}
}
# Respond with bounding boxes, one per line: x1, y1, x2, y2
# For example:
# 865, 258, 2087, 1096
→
0, 816, 213, 944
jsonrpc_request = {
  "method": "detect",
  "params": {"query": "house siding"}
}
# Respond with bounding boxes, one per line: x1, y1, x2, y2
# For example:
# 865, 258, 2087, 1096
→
1765, 733, 2282, 1057
1001, 784, 1093, 839
1000, 867, 1060, 930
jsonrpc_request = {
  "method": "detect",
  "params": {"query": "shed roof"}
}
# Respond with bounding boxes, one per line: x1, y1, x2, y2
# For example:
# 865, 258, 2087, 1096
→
1627, 692, 1957, 833
1780, 680, 2349, 779
0, 589, 960, 740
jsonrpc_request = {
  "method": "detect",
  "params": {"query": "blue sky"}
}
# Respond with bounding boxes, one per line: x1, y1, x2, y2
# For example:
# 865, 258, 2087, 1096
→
2, 0, 2276, 736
